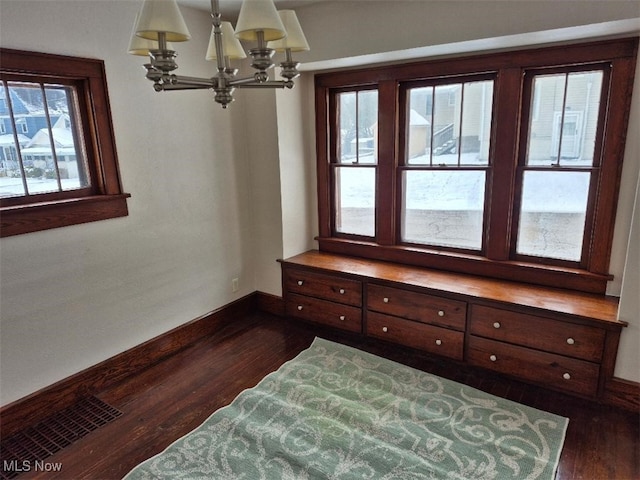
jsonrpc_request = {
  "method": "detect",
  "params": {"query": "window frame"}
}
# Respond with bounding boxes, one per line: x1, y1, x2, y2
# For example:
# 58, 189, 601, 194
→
315, 38, 638, 294
0, 49, 129, 237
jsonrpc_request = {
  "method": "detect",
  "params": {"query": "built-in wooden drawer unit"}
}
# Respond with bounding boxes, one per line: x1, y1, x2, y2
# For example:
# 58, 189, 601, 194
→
469, 305, 605, 362
279, 251, 625, 402
368, 283, 466, 331
283, 266, 363, 333
284, 268, 362, 307
286, 293, 362, 333
467, 336, 600, 397
367, 312, 464, 360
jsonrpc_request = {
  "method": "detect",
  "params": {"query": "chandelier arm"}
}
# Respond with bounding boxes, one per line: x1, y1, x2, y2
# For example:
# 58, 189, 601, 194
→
234, 80, 294, 89
169, 75, 217, 88
227, 75, 266, 86
161, 84, 214, 91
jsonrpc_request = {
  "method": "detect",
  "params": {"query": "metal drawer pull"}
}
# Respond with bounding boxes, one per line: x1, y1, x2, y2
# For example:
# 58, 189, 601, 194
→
563, 373, 571, 380
339, 288, 345, 294
489, 355, 497, 362
566, 338, 575, 345
383, 297, 389, 303
382, 326, 388, 333
297, 280, 304, 286
339, 315, 345, 321
297, 305, 303, 311
438, 310, 445, 317
435, 339, 442, 346
493, 322, 501, 329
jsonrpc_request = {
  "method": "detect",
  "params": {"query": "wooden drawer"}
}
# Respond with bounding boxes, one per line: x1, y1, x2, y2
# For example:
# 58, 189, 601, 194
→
467, 336, 600, 397
284, 268, 362, 307
286, 293, 362, 333
367, 283, 466, 330
469, 305, 605, 362
367, 312, 464, 360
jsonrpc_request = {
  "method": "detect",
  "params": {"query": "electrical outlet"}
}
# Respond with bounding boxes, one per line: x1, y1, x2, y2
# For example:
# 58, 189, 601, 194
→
232, 278, 239, 292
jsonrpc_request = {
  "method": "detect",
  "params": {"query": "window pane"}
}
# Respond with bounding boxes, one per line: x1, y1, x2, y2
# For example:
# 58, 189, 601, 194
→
433, 84, 461, 165
45, 85, 89, 191
7, 83, 56, 195
334, 166, 375, 237
338, 92, 356, 163
0, 104, 27, 197
407, 87, 432, 164
357, 90, 377, 163
402, 170, 485, 250
338, 90, 378, 164
526, 71, 603, 167
407, 80, 493, 166
460, 81, 493, 166
516, 171, 590, 261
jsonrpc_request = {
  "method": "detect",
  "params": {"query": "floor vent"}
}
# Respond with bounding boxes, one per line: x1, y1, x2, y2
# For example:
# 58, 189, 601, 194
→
0, 396, 122, 480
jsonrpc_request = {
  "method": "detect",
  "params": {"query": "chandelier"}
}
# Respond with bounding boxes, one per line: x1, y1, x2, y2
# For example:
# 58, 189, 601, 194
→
128, 0, 310, 108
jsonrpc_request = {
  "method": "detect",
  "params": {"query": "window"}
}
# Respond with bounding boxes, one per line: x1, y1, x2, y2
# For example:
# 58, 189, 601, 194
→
401, 78, 493, 251
315, 38, 638, 293
0, 49, 129, 237
333, 88, 378, 237
515, 69, 605, 264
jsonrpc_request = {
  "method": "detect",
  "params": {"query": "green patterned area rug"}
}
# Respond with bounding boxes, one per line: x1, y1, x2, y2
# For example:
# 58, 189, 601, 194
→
124, 338, 568, 480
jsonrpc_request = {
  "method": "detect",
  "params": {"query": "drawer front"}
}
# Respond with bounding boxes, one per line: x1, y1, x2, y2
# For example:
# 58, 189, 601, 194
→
469, 305, 605, 362
367, 312, 464, 360
284, 268, 362, 307
467, 336, 600, 397
286, 293, 362, 333
368, 284, 466, 330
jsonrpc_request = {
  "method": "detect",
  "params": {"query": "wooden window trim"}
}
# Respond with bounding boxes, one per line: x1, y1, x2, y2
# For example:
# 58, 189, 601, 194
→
0, 49, 130, 237
315, 38, 638, 294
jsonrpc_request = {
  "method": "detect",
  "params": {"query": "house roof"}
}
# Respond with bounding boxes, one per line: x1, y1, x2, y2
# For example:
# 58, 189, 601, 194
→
26, 115, 74, 149
0, 88, 30, 116
409, 109, 429, 126
0, 133, 30, 146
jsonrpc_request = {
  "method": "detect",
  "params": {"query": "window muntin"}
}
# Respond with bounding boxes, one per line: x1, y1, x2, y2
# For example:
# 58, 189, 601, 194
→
333, 89, 378, 237
1, 80, 90, 199
515, 69, 605, 263
401, 79, 493, 250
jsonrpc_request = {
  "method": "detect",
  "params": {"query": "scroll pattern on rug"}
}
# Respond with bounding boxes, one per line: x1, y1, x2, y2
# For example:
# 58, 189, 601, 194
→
124, 337, 568, 479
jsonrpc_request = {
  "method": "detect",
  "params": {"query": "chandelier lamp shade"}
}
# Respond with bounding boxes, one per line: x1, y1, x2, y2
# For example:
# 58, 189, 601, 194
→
129, 0, 310, 108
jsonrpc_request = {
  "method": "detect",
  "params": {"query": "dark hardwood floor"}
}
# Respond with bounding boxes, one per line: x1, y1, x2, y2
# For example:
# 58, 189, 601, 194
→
10, 312, 640, 480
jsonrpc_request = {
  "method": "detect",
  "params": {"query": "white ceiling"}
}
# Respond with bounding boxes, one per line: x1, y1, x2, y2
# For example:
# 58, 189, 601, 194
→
178, 0, 325, 17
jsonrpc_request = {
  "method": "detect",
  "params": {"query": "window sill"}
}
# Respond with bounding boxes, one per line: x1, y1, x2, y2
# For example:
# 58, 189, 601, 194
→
316, 236, 612, 294
1, 194, 131, 237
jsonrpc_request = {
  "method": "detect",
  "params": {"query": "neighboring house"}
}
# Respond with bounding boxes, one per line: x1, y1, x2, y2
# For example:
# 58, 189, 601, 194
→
21, 115, 79, 178
0, 86, 62, 170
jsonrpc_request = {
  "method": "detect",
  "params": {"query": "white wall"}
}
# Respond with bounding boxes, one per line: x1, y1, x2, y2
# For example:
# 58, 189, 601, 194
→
0, 0, 257, 405
616, 170, 640, 380
276, 74, 318, 264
